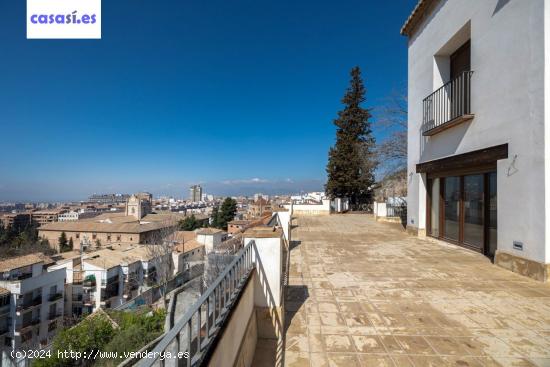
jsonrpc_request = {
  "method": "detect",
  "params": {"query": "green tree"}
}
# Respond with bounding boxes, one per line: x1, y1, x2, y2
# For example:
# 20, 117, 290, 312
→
210, 206, 220, 228
179, 214, 200, 231
218, 197, 237, 230
68, 237, 74, 251
326, 66, 377, 208
58, 232, 68, 252
33, 313, 116, 367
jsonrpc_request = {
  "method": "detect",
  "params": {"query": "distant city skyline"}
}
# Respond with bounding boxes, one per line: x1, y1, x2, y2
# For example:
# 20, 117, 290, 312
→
0, 178, 324, 202
0, 0, 416, 202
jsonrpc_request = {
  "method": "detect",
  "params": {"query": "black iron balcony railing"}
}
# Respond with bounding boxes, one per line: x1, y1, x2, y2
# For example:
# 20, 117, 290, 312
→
72, 294, 83, 302
19, 317, 41, 330
48, 312, 62, 321
16, 295, 42, 312
49, 292, 63, 302
135, 241, 255, 367
422, 71, 474, 136
82, 295, 95, 306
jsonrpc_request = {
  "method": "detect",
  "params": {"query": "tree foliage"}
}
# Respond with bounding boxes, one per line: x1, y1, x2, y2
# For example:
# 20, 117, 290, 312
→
216, 198, 237, 230
33, 308, 166, 367
326, 66, 377, 207
375, 91, 407, 176
373, 90, 408, 201
0, 221, 53, 258
59, 232, 70, 252
210, 206, 220, 228
178, 214, 200, 231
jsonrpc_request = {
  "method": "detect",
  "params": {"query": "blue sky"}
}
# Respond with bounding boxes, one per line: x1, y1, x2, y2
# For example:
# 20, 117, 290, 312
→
0, 0, 416, 201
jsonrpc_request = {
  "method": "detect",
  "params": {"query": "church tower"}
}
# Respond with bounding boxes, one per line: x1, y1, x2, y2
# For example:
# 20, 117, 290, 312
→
126, 194, 142, 220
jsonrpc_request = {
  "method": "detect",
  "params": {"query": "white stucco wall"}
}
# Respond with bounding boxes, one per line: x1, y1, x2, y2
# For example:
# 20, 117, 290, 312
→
407, 0, 548, 263
243, 237, 282, 308
283, 199, 331, 216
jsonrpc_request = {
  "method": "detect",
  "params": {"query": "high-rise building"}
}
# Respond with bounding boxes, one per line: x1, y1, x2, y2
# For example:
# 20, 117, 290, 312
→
189, 185, 202, 203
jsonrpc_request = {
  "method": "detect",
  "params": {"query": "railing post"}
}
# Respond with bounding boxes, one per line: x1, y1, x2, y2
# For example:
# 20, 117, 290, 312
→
187, 320, 191, 367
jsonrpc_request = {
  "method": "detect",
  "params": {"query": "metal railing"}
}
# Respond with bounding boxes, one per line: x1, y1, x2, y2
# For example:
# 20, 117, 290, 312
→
386, 204, 407, 219
48, 292, 63, 302
135, 241, 256, 367
422, 71, 473, 134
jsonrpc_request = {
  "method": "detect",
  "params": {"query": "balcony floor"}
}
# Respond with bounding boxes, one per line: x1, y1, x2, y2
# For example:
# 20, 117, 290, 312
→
282, 214, 550, 367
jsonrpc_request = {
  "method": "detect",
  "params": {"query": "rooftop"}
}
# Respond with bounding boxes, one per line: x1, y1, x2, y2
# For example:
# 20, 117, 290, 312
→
0, 253, 47, 272
82, 244, 162, 269
228, 220, 252, 226
244, 226, 281, 239
39, 212, 181, 233
400, 0, 438, 37
174, 230, 197, 244
175, 239, 204, 254
196, 228, 224, 235
276, 215, 550, 366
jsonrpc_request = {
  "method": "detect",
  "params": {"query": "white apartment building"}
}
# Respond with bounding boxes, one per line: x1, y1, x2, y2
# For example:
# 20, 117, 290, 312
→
0, 254, 65, 364
196, 228, 227, 254
403, 0, 550, 281
49, 244, 172, 315
57, 211, 99, 222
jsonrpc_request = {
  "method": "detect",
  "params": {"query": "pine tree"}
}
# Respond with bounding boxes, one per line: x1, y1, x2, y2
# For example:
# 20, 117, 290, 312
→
218, 198, 237, 230
326, 66, 377, 208
58, 232, 68, 251
68, 237, 74, 251
210, 206, 220, 228
179, 214, 199, 231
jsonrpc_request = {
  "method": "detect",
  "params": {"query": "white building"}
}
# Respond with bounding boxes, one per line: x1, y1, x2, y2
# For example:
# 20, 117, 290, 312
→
49, 244, 171, 316
0, 254, 65, 363
57, 211, 99, 222
402, 0, 550, 281
196, 228, 227, 254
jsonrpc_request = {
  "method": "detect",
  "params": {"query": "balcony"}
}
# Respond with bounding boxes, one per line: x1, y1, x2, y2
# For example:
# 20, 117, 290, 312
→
82, 295, 95, 306
72, 294, 83, 303
422, 71, 474, 136
17, 317, 41, 332
48, 292, 63, 302
16, 295, 42, 313
48, 312, 62, 321
0, 304, 10, 317
83, 278, 96, 288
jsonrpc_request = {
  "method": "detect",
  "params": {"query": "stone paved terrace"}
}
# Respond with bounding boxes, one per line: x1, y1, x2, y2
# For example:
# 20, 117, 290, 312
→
282, 214, 550, 367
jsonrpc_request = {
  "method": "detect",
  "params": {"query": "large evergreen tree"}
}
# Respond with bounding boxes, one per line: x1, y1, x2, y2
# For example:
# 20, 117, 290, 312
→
58, 231, 68, 252
326, 66, 377, 208
210, 206, 220, 228
179, 214, 200, 231
218, 197, 238, 230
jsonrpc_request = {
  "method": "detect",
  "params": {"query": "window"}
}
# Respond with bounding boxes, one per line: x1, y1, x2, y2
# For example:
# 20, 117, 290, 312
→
107, 234, 111, 241
117, 235, 121, 241
76, 233, 80, 239
92, 234, 97, 240
0, 295, 9, 307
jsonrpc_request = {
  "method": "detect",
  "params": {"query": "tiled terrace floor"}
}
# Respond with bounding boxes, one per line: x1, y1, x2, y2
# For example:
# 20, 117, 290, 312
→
283, 215, 550, 367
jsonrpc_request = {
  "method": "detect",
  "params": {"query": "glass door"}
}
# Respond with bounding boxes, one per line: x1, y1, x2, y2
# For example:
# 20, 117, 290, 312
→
429, 171, 497, 258
430, 178, 440, 237
486, 172, 497, 258
443, 176, 460, 241
463, 174, 484, 250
